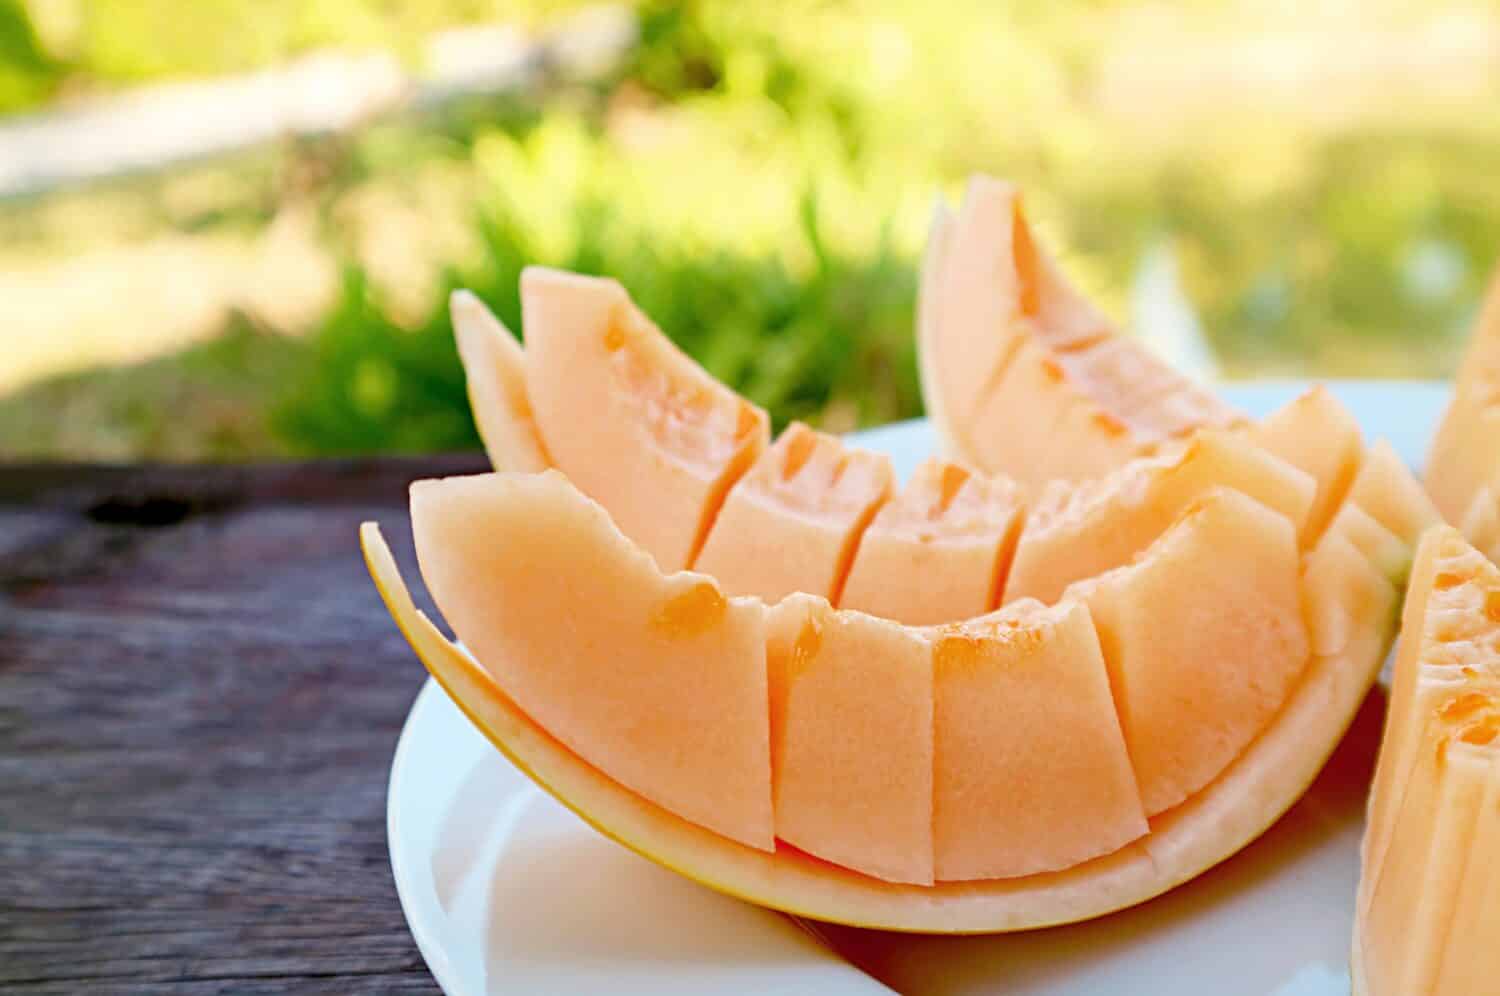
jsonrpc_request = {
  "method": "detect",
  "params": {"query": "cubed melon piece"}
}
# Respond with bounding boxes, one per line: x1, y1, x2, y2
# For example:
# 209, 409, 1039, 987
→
693, 423, 893, 603
766, 595, 934, 885
1065, 488, 1309, 815
451, 290, 551, 472
1248, 385, 1364, 544
1006, 430, 1315, 605
839, 458, 1024, 625
1300, 526, 1398, 658
520, 267, 769, 570
1347, 439, 1441, 547
410, 470, 773, 849
1461, 486, 1500, 564
931, 599, 1147, 880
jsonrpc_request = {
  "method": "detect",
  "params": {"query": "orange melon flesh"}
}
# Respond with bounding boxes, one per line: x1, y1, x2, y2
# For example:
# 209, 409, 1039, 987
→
1247, 385, 1365, 544
1301, 514, 1399, 659
409, 470, 774, 850
520, 266, 770, 571
1425, 268, 1500, 524
931, 599, 1147, 881
1346, 439, 1441, 549
1461, 486, 1500, 564
920, 175, 1241, 482
1354, 526, 1500, 995
839, 458, 1023, 625
451, 291, 552, 473
692, 422, 893, 603
1064, 488, 1309, 816
1005, 429, 1315, 605
766, 595, 935, 885
363, 505, 1392, 932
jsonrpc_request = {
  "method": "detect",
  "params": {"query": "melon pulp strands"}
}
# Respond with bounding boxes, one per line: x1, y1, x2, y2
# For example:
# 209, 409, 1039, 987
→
362, 498, 1396, 932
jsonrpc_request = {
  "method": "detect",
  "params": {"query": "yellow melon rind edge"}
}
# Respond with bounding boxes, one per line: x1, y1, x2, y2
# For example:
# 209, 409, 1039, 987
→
361, 521, 1391, 934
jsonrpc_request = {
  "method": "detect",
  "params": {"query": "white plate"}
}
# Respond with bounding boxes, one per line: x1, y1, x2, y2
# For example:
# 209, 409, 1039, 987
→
387, 379, 1450, 996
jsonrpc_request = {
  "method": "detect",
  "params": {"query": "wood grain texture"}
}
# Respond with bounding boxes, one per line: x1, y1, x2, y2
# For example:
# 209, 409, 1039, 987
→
0, 456, 485, 992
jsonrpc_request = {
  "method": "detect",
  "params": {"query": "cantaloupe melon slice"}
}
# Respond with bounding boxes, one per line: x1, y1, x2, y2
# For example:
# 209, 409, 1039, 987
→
693, 423, 894, 603
362, 471, 1393, 931
1461, 486, 1500, 564
1425, 267, 1500, 526
520, 267, 770, 570
451, 290, 551, 473
1347, 439, 1442, 548
839, 458, 1023, 625
1248, 385, 1365, 544
766, 595, 935, 885
409, 470, 774, 850
1301, 509, 1400, 658
1005, 429, 1315, 605
918, 175, 1242, 484
1064, 488, 1309, 816
1353, 526, 1500, 995
932, 599, 1146, 881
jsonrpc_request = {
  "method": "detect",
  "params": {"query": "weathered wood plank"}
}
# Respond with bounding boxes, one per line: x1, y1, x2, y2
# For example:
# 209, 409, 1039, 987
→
0, 456, 487, 992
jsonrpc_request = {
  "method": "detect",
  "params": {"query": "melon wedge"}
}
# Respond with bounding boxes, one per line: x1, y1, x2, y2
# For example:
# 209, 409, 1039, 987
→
365, 463, 1396, 931
409, 470, 773, 849
766, 595, 934, 884
918, 175, 1242, 485
1347, 439, 1442, 548
1248, 385, 1365, 544
451, 290, 551, 473
520, 267, 770, 570
1062, 488, 1309, 816
693, 423, 894, 603
1005, 429, 1315, 605
1354, 526, 1500, 995
1426, 266, 1500, 526
932, 598, 1146, 881
839, 457, 1023, 625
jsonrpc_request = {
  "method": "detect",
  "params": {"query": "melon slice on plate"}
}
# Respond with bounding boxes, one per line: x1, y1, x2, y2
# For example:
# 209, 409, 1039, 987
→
839, 458, 1023, 625
365, 463, 1396, 932
1425, 265, 1500, 529
1005, 429, 1315, 605
917, 175, 1242, 485
931, 598, 1146, 881
766, 595, 935, 884
520, 267, 770, 570
692, 423, 894, 603
1353, 526, 1500, 995
409, 470, 773, 849
1248, 384, 1365, 544
450, 291, 551, 473
1062, 487, 1309, 816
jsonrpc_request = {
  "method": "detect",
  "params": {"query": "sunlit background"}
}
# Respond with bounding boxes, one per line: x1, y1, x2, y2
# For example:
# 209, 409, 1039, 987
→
2, 0, 1498, 460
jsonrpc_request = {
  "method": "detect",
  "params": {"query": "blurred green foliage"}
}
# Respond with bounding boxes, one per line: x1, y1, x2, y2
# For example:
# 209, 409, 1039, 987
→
4, 0, 1500, 458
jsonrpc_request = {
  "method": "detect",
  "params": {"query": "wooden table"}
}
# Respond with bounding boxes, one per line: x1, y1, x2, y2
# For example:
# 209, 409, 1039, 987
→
1, 457, 485, 994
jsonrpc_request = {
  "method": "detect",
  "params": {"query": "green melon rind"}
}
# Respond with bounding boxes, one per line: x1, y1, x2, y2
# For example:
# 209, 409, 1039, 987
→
363, 521, 1391, 934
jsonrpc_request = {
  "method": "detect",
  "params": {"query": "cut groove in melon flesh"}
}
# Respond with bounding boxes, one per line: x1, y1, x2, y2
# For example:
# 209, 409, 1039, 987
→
363, 490, 1394, 931
451, 290, 551, 473
919, 175, 1242, 485
1005, 429, 1315, 606
693, 422, 894, 604
839, 457, 1023, 625
1354, 525, 1500, 995
1063, 487, 1310, 816
520, 267, 770, 571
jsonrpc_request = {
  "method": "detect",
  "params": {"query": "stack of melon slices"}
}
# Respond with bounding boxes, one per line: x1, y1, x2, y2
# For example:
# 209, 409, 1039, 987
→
363, 183, 1448, 930
1425, 269, 1500, 562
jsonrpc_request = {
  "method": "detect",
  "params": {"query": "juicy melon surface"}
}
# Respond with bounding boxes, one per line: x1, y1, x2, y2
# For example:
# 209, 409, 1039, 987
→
409, 470, 774, 850
1355, 526, 1500, 995
1064, 488, 1309, 816
1248, 385, 1365, 544
766, 594, 934, 885
1005, 430, 1314, 605
693, 422, 893, 603
839, 457, 1023, 625
931, 599, 1146, 881
451, 290, 551, 473
918, 175, 1241, 484
520, 267, 769, 570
